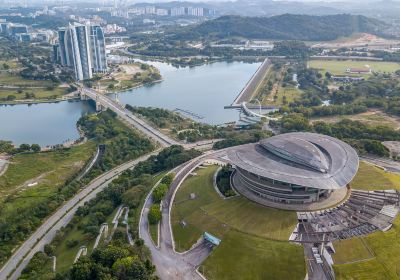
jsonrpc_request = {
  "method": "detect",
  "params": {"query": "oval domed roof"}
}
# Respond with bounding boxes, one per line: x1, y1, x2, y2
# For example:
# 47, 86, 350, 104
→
260, 136, 329, 173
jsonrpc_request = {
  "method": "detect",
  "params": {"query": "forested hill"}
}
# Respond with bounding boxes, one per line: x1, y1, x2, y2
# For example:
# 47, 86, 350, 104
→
175, 14, 388, 41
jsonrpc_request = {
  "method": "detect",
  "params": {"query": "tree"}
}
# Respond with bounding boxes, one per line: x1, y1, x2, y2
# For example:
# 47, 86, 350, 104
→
325, 72, 332, 79
152, 184, 168, 203
6, 95, 16, 101
44, 244, 55, 256
70, 257, 93, 280
31, 144, 41, 152
148, 205, 161, 225
160, 174, 174, 186
19, 143, 31, 152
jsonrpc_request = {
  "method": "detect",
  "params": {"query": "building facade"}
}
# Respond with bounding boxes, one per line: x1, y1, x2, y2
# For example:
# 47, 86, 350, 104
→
89, 25, 107, 73
57, 23, 107, 81
227, 132, 359, 209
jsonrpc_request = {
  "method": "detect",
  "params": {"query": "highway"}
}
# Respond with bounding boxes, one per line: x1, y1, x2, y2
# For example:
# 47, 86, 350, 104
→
82, 87, 178, 147
0, 151, 160, 280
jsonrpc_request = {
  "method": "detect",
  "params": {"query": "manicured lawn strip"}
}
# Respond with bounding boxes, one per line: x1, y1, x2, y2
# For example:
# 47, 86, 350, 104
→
350, 161, 400, 191
333, 217, 400, 279
332, 237, 373, 264
308, 60, 400, 77
149, 223, 159, 246
201, 230, 306, 280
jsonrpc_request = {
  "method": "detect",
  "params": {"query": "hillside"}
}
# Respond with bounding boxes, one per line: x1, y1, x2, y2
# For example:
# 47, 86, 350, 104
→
175, 14, 389, 41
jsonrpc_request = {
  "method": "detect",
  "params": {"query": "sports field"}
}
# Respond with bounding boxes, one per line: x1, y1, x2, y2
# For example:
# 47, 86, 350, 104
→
308, 60, 400, 76
171, 165, 305, 280
350, 161, 400, 191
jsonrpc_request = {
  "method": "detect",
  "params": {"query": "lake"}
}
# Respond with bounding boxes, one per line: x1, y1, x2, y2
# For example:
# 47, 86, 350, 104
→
0, 61, 260, 146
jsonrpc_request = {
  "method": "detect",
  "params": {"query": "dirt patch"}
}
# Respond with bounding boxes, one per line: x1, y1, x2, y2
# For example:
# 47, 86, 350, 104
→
120, 64, 142, 75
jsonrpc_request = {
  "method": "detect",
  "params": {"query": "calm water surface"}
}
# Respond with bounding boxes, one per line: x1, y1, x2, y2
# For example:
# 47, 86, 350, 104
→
0, 101, 94, 146
0, 61, 260, 146
116, 60, 260, 124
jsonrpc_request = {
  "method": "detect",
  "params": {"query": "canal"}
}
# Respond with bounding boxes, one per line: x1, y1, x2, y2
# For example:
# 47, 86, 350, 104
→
0, 61, 260, 146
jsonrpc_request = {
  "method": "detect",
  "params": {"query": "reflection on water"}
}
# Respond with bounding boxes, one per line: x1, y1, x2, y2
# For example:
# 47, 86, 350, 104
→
115, 60, 261, 125
0, 61, 260, 146
0, 100, 94, 146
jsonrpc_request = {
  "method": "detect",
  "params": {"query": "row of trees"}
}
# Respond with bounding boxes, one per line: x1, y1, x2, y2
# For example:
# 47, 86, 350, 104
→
149, 174, 175, 225
0, 140, 40, 154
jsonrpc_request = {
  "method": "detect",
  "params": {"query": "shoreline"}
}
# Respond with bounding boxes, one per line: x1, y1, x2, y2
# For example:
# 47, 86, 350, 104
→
0, 95, 80, 106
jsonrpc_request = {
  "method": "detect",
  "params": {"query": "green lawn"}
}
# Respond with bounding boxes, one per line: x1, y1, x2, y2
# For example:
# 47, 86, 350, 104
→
0, 87, 69, 101
308, 60, 400, 77
0, 72, 54, 87
334, 217, 400, 279
0, 143, 96, 197
171, 165, 304, 280
333, 237, 373, 264
201, 230, 306, 280
0, 143, 96, 240
350, 161, 400, 191
149, 223, 159, 246
262, 85, 302, 106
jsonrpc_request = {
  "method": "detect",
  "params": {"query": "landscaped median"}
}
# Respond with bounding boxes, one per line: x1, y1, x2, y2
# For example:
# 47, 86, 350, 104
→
148, 173, 175, 246
171, 165, 306, 280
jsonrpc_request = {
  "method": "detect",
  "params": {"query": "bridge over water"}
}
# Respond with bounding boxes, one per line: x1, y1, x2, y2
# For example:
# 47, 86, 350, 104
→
80, 87, 178, 147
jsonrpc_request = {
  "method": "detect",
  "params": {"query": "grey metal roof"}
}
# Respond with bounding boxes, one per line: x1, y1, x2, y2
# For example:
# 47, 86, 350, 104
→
226, 132, 359, 190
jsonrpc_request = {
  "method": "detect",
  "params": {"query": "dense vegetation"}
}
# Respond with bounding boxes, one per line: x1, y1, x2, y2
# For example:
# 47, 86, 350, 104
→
0, 110, 154, 266
173, 14, 388, 41
278, 65, 400, 118
77, 110, 154, 175
20, 145, 201, 279
126, 105, 271, 145
275, 114, 393, 156
216, 166, 236, 197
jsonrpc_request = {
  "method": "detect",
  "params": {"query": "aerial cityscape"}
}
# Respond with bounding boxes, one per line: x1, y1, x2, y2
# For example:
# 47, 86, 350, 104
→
2, 0, 400, 279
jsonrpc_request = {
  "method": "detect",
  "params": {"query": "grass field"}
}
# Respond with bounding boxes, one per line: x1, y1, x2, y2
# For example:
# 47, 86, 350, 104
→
311, 110, 400, 131
0, 143, 96, 242
333, 217, 400, 279
262, 86, 302, 106
200, 230, 306, 280
308, 60, 400, 77
333, 238, 373, 264
171, 165, 305, 280
0, 72, 54, 87
350, 161, 400, 191
0, 87, 69, 100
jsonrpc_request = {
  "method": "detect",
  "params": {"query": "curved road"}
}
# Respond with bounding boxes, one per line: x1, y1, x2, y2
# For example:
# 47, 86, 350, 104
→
139, 151, 226, 280
0, 150, 160, 280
